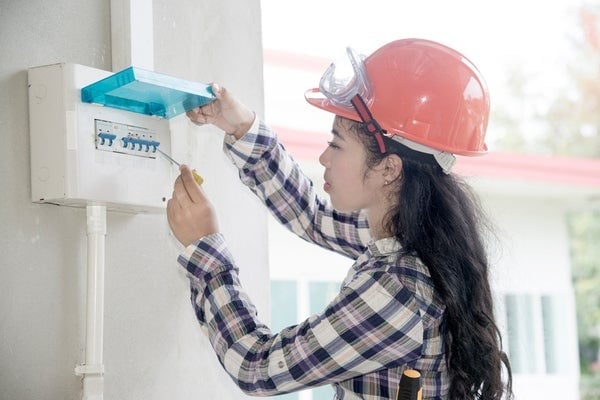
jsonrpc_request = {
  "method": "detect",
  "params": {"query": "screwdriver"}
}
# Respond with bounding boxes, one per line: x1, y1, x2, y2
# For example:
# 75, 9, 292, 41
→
397, 369, 422, 400
156, 148, 204, 186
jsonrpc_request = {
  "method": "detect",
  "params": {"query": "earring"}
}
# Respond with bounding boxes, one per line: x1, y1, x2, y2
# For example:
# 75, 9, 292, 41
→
384, 180, 390, 186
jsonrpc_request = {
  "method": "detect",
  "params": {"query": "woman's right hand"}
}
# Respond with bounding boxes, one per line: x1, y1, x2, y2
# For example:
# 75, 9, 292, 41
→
167, 165, 219, 247
186, 83, 255, 139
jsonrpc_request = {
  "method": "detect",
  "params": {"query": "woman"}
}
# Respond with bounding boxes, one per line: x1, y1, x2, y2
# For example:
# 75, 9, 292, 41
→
167, 38, 513, 399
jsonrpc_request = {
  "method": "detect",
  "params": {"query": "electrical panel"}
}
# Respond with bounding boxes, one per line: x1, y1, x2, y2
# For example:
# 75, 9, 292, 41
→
28, 63, 211, 213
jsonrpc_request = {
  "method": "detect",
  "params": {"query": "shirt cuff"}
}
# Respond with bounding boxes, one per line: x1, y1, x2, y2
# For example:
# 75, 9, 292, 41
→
223, 118, 278, 169
223, 116, 261, 147
177, 233, 238, 282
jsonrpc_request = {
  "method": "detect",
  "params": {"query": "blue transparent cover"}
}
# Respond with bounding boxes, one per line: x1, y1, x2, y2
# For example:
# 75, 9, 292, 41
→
81, 67, 215, 119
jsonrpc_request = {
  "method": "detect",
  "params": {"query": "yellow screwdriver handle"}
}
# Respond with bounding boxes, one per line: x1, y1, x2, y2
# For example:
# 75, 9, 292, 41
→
192, 170, 204, 186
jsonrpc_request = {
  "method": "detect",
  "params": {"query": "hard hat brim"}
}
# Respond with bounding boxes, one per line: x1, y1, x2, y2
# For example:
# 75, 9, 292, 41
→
304, 88, 362, 123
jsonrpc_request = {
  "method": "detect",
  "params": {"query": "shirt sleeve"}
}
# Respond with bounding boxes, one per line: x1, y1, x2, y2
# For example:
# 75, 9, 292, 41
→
222, 119, 371, 260
179, 233, 424, 396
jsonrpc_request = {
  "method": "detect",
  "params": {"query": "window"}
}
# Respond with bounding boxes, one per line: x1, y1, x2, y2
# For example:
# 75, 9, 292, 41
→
270, 280, 341, 400
541, 294, 571, 374
505, 293, 540, 373
504, 292, 576, 375
271, 280, 298, 331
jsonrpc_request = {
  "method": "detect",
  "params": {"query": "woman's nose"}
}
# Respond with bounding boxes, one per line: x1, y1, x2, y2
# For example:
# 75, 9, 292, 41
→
318, 147, 328, 167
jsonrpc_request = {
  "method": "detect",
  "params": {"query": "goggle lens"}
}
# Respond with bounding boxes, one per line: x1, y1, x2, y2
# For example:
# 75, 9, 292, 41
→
319, 47, 368, 107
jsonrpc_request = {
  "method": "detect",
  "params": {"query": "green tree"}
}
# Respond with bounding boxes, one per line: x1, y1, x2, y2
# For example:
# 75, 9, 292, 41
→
540, 5, 600, 158
493, 6, 600, 157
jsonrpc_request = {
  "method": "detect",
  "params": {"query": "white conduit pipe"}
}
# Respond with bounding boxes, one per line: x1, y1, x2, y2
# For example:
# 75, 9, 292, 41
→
75, 205, 106, 400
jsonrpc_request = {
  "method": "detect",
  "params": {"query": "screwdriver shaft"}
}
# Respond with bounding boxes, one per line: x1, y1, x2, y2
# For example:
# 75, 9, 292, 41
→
156, 148, 204, 185
156, 148, 180, 167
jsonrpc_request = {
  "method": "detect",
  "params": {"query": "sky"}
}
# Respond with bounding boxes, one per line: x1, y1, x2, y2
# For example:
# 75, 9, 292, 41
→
261, 0, 583, 85
260, 0, 591, 147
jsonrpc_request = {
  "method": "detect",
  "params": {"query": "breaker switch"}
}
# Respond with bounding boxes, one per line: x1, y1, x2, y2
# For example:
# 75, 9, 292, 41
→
95, 119, 159, 159
98, 132, 117, 146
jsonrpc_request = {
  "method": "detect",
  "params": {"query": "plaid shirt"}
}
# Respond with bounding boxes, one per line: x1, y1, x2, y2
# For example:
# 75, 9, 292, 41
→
178, 120, 448, 399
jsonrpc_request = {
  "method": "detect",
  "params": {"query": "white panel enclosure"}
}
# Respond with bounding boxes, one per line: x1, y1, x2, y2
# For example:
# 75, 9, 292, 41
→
28, 63, 175, 212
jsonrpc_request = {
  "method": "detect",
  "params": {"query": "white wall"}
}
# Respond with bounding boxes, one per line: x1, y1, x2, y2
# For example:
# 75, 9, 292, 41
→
0, 1, 268, 399
481, 193, 580, 400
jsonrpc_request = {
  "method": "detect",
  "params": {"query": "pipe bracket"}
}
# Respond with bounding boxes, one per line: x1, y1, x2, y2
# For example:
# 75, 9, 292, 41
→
75, 364, 105, 376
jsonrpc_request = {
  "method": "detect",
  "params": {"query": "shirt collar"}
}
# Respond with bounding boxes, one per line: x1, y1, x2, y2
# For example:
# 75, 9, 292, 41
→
367, 237, 402, 257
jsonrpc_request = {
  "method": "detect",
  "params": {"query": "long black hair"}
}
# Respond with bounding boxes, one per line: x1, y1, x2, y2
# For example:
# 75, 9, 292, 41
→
353, 121, 513, 399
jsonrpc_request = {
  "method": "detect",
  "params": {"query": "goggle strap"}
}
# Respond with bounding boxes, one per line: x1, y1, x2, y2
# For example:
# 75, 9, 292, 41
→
350, 95, 387, 153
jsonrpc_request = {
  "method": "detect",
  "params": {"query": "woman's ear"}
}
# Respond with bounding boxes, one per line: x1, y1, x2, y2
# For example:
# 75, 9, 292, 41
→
383, 154, 403, 183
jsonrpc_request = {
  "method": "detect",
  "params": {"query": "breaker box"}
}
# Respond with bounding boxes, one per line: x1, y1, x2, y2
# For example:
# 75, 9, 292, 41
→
28, 63, 213, 213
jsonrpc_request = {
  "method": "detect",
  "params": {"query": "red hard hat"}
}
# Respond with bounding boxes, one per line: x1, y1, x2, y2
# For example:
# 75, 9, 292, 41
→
305, 39, 490, 156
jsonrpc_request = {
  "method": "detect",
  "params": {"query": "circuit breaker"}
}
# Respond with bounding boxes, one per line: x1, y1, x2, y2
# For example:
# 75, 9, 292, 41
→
28, 63, 213, 212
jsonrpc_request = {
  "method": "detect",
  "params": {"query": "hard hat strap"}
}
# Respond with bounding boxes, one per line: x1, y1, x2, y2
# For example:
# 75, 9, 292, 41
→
350, 94, 387, 154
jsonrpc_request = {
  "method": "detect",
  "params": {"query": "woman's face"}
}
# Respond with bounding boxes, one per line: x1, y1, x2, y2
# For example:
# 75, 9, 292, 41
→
318, 117, 384, 212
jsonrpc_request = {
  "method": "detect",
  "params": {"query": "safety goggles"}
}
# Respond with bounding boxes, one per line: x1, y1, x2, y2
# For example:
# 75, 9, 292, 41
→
318, 47, 387, 153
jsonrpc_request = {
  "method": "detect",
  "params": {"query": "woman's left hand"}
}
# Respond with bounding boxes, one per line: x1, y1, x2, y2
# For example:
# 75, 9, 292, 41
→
167, 165, 219, 247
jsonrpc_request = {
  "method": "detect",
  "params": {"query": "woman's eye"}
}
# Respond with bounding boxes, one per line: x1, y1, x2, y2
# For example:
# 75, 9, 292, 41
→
327, 141, 340, 149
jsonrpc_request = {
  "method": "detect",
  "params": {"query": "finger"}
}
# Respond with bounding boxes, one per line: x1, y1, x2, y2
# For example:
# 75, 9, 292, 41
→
186, 109, 204, 126
168, 188, 184, 212
214, 85, 233, 110
166, 198, 176, 224
214, 85, 240, 115
200, 99, 222, 123
179, 164, 205, 203
166, 197, 186, 241
186, 109, 200, 120
187, 105, 213, 123
172, 175, 194, 208
166, 197, 180, 227
212, 83, 223, 100
188, 106, 203, 117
